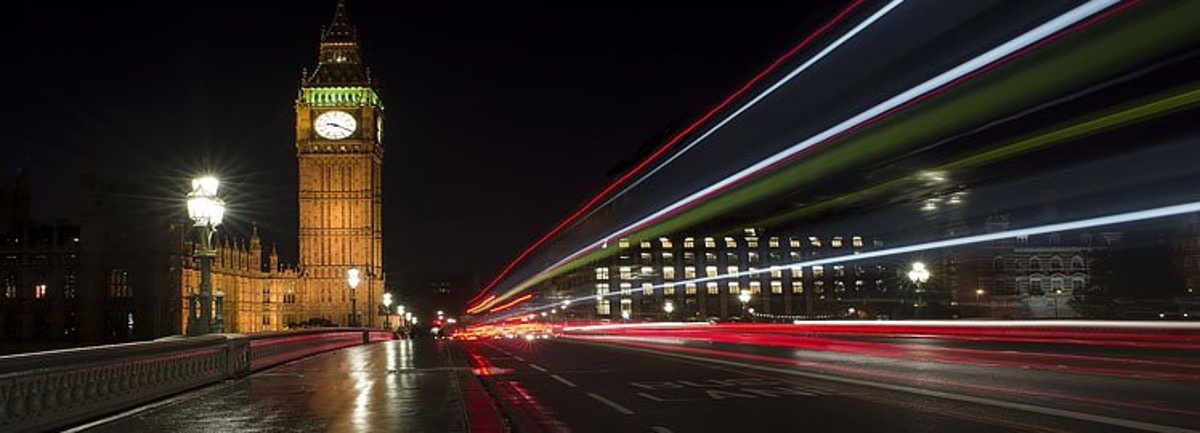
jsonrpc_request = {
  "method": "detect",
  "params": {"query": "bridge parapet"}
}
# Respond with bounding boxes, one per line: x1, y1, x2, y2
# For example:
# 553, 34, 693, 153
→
0, 329, 395, 433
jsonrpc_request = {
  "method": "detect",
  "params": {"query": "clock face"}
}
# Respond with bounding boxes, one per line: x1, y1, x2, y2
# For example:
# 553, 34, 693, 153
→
314, 110, 357, 140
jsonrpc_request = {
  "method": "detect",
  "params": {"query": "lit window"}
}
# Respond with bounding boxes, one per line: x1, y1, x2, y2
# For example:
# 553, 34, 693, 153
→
834, 265, 845, 277
831, 237, 843, 248
706, 282, 719, 295
660, 238, 673, 249
684, 238, 695, 248
641, 266, 654, 276
744, 228, 757, 236
790, 251, 801, 261
813, 266, 824, 278
746, 237, 759, 248
748, 252, 760, 263
620, 283, 632, 295
705, 266, 719, 278
791, 266, 802, 278
640, 240, 652, 249
684, 266, 696, 278
726, 265, 739, 275
704, 237, 716, 248
619, 239, 630, 248
768, 237, 780, 248
683, 252, 696, 263
642, 283, 654, 295
640, 252, 652, 262
705, 252, 718, 262
596, 283, 610, 295
771, 280, 783, 294
852, 236, 864, 248
809, 237, 822, 248
686, 283, 697, 295
597, 300, 611, 315
595, 267, 609, 280
664, 284, 675, 295
770, 268, 782, 279
620, 267, 633, 280
749, 281, 762, 294
34, 284, 47, 299
855, 280, 864, 291
725, 237, 737, 248
728, 281, 740, 294
662, 252, 674, 261
663, 267, 676, 280
791, 281, 803, 294
789, 238, 801, 248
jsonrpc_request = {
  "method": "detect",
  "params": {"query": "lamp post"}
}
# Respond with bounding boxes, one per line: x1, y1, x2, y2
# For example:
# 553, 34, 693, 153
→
1053, 288, 1063, 319
382, 292, 393, 330
186, 176, 225, 336
908, 262, 930, 319
974, 286, 984, 316
738, 290, 752, 320
347, 267, 361, 327
664, 300, 675, 321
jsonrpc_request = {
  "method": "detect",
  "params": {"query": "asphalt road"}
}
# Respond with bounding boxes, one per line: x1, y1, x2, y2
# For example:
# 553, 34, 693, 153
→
468, 335, 1200, 433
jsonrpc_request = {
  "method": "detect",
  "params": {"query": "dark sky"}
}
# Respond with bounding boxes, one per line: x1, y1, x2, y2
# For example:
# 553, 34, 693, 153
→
1, 1, 842, 281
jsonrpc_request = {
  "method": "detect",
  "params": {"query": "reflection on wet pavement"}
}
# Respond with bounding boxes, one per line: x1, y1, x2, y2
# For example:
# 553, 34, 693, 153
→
86, 339, 470, 432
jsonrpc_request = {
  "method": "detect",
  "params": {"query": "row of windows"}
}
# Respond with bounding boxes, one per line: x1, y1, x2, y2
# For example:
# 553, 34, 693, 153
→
3, 271, 78, 299
994, 256, 1086, 271
597, 279, 880, 296
597, 264, 879, 281
614, 235, 871, 250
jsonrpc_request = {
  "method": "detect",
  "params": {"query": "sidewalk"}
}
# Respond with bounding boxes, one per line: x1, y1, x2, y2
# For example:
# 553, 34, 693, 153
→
79, 338, 505, 432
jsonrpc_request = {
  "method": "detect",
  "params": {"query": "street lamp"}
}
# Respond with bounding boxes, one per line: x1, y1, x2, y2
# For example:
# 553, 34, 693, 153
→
663, 300, 675, 320
975, 288, 986, 318
347, 267, 361, 327
383, 292, 393, 329
908, 262, 930, 319
1053, 288, 1063, 319
186, 176, 225, 336
738, 290, 752, 319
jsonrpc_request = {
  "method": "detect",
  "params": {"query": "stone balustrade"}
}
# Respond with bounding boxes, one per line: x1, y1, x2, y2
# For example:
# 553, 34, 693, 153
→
0, 329, 395, 433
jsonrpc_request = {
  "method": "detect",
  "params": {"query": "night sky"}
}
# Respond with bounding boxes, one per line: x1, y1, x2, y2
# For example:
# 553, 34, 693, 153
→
1, 1, 841, 282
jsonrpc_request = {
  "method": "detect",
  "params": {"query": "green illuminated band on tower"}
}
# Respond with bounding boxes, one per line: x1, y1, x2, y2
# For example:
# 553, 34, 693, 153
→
301, 87, 383, 108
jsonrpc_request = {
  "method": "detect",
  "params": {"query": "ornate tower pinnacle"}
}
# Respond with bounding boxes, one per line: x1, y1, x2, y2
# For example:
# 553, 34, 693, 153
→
304, 0, 370, 87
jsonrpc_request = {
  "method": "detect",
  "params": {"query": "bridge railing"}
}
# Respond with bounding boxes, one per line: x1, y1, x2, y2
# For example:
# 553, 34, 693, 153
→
0, 328, 395, 433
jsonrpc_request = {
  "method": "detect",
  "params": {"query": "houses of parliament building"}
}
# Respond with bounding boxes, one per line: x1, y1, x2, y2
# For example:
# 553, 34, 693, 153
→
1, 1, 385, 344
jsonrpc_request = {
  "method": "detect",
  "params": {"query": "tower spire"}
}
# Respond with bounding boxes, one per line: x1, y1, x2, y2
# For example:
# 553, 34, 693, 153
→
304, 0, 369, 86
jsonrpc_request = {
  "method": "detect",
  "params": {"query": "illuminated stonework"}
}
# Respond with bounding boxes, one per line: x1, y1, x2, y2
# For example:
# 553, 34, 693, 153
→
295, 0, 385, 327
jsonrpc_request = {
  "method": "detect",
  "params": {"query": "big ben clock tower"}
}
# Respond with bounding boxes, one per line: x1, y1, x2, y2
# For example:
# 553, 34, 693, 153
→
296, 0, 384, 326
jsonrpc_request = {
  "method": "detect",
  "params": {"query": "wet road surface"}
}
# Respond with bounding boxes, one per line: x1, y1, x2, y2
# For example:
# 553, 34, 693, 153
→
78, 339, 479, 432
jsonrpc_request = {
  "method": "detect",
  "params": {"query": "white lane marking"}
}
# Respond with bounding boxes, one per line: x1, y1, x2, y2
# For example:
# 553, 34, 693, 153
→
528, 363, 549, 373
650, 427, 675, 433
591, 341, 1198, 433
513, 355, 526, 361
587, 392, 635, 415
550, 374, 579, 388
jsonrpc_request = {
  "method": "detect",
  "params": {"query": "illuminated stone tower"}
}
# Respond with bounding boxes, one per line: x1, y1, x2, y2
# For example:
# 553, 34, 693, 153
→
296, 0, 384, 326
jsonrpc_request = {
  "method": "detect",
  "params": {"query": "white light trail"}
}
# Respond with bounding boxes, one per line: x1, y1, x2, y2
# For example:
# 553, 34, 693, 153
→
538, 0, 1121, 282
536, 199, 1200, 310
580, 0, 907, 219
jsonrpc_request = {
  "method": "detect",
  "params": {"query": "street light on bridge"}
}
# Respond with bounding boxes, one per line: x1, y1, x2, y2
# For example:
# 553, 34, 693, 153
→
908, 262, 930, 319
347, 268, 361, 327
186, 176, 225, 336
382, 292, 393, 329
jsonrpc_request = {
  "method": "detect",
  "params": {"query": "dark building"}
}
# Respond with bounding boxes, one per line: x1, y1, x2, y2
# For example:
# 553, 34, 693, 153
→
540, 228, 899, 321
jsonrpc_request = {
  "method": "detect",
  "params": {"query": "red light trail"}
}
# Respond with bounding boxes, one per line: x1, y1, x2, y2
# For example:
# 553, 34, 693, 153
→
465, 0, 868, 311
